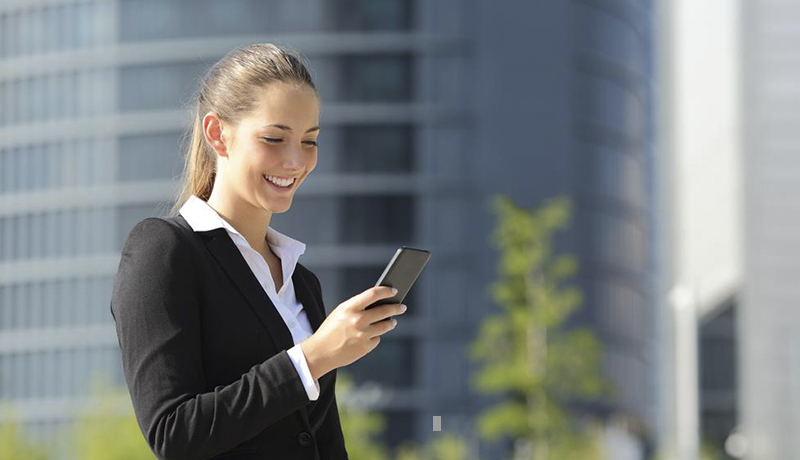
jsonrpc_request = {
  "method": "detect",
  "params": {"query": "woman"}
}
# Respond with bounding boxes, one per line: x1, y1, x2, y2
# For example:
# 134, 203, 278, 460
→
109, 43, 407, 460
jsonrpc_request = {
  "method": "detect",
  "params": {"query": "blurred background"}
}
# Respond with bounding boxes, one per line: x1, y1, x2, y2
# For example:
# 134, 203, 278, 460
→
0, 0, 796, 459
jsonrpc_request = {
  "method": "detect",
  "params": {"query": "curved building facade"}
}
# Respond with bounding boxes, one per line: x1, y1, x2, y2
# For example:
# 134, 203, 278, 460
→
468, 0, 655, 454
573, 0, 654, 425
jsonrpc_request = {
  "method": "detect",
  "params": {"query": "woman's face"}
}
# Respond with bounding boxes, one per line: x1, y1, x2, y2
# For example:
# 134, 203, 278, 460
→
208, 81, 320, 215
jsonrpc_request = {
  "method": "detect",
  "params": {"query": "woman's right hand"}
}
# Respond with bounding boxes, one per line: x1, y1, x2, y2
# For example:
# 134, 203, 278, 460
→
299, 286, 407, 380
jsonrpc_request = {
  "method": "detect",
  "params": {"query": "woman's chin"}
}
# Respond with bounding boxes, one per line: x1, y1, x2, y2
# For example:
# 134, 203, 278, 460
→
264, 198, 292, 213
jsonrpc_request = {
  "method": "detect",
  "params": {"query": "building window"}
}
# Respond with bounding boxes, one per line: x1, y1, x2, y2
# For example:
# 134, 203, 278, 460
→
0, 81, 9, 125
0, 13, 8, 58
341, 195, 414, 244
119, 62, 208, 112
1, 216, 14, 261
324, 0, 414, 31
341, 125, 415, 172
42, 280, 58, 328
586, 143, 646, 209
0, 139, 115, 192
349, 337, 414, 388
119, 132, 183, 182
271, 197, 340, 245
378, 410, 415, 451
5, 10, 19, 57
120, 0, 284, 41
0, 148, 16, 192
341, 54, 413, 102
594, 212, 645, 273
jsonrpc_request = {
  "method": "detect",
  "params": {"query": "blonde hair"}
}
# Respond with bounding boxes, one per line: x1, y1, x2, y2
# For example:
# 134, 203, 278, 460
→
168, 43, 319, 217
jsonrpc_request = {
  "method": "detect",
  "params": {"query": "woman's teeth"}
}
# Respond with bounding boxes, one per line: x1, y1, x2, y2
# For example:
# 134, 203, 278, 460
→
263, 175, 295, 187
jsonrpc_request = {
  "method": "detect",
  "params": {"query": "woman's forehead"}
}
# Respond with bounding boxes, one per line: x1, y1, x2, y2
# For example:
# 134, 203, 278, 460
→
245, 84, 318, 125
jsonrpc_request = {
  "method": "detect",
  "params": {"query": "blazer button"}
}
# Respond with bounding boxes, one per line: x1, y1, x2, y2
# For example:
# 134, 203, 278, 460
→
297, 431, 313, 447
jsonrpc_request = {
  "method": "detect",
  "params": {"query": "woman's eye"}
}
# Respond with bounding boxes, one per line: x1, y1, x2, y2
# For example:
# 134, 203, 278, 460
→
263, 138, 317, 147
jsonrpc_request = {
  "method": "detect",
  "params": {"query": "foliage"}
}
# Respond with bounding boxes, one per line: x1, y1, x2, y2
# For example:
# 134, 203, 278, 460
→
700, 437, 724, 460
468, 194, 612, 460
0, 406, 50, 460
336, 371, 391, 460
395, 433, 469, 460
69, 376, 155, 460
338, 372, 470, 460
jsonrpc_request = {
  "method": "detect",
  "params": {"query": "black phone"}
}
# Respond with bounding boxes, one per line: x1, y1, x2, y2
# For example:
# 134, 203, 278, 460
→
365, 246, 431, 315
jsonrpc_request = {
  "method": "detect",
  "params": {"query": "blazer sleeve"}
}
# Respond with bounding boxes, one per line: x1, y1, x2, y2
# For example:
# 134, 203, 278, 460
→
306, 270, 349, 460
110, 217, 311, 460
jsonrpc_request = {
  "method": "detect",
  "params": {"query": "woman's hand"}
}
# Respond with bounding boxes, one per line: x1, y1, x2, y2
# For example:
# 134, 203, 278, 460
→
299, 286, 407, 380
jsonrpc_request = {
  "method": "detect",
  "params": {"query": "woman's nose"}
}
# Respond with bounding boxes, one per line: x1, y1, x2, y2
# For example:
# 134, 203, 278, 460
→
282, 145, 305, 169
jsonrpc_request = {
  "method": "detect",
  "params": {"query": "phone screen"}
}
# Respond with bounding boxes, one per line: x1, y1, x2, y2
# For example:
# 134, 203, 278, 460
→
365, 246, 431, 311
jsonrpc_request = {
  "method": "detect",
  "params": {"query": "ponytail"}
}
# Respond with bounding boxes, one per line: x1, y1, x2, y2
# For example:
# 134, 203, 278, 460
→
168, 109, 216, 217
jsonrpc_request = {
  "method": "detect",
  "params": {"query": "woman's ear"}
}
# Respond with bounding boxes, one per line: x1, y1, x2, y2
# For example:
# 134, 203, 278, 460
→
202, 111, 229, 158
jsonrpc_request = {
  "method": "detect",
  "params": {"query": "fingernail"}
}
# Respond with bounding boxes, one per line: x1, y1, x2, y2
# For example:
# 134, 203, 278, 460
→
391, 287, 398, 295
400, 304, 407, 312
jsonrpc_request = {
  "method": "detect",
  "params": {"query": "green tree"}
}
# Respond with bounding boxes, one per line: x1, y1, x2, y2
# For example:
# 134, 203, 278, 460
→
0, 406, 50, 460
336, 372, 391, 460
68, 376, 155, 460
337, 372, 470, 460
395, 433, 470, 460
468, 195, 611, 460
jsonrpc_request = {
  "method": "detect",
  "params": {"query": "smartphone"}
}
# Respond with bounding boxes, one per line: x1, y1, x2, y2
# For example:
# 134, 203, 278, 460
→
365, 246, 431, 315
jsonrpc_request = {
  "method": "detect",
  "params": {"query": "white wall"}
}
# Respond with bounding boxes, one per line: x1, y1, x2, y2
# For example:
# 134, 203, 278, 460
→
656, 0, 742, 458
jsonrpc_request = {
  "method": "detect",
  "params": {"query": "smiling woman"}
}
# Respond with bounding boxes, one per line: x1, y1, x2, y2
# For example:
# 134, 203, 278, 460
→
171, 48, 321, 226
110, 43, 407, 460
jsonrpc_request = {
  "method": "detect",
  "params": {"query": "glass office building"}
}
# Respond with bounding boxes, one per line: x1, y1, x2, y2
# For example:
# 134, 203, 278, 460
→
0, 0, 655, 457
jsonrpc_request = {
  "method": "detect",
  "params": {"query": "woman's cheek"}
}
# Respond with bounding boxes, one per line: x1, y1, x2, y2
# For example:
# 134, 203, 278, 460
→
308, 150, 318, 171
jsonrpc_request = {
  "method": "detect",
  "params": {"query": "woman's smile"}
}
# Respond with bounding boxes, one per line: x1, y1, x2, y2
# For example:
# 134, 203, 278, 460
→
263, 173, 297, 192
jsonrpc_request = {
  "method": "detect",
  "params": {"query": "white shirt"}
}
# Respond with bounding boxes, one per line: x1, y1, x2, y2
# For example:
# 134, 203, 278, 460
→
179, 194, 320, 401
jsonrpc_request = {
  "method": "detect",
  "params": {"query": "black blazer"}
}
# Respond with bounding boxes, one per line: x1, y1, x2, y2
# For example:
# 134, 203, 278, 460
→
110, 214, 348, 460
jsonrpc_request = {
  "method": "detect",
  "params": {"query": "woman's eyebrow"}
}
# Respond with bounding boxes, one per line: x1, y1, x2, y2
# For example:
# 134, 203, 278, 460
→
262, 123, 320, 133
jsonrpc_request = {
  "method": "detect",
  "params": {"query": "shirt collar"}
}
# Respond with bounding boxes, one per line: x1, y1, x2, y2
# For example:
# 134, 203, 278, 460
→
178, 194, 306, 261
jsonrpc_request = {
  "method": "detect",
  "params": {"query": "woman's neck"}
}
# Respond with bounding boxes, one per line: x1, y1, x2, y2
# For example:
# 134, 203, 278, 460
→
206, 189, 272, 256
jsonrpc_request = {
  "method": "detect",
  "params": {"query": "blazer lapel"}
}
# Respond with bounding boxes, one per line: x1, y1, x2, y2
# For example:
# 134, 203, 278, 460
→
290, 264, 328, 430
202, 228, 295, 353
292, 267, 325, 333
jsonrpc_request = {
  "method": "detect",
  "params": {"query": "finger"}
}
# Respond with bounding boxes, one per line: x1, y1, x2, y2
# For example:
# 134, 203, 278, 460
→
354, 286, 398, 311
369, 317, 397, 337
365, 303, 406, 324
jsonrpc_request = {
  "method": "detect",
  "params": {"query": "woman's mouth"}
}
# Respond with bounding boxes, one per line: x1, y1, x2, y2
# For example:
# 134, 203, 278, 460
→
263, 174, 297, 193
